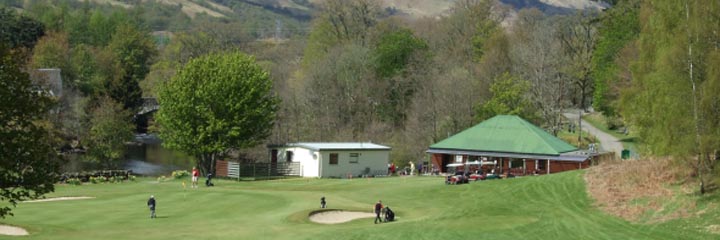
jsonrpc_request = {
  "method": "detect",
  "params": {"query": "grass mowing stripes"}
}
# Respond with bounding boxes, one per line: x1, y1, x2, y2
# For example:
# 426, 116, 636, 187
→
0, 171, 717, 240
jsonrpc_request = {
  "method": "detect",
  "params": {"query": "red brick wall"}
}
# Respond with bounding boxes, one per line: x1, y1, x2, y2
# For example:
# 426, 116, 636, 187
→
549, 160, 589, 174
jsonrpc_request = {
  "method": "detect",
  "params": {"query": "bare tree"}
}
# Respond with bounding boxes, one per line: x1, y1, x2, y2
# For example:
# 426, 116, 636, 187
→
558, 12, 599, 111
510, 9, 569, 135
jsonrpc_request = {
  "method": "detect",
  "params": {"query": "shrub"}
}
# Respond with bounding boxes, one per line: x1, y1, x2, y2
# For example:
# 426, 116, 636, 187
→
171, 170, 190, 179
129, 175, 136, 181
606, 116, 624, 130
157, 175, 167, 183
66, 178, 82, 185
108, 176, 119, 183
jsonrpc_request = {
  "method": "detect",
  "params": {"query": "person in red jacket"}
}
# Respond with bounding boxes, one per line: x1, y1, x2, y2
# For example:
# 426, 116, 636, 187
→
191, 167, 200, 188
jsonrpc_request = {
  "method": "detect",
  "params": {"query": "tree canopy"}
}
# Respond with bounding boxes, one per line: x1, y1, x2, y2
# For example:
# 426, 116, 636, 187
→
156, 52, 279, 174
0, 45, 61, 218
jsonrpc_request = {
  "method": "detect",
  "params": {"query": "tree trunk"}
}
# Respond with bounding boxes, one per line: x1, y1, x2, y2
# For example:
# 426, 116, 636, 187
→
197, 153, 217, 176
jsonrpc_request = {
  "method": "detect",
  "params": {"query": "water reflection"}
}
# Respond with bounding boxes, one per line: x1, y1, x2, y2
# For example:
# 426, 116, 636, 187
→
123, 134, 195, 176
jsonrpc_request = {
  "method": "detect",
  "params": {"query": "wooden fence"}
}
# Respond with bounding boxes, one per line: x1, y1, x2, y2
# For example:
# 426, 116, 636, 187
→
216, 160, 301, 180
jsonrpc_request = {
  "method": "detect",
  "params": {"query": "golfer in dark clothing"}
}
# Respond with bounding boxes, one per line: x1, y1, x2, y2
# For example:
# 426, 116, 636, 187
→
374, 200, 383, 224
147, 195, 156, 218
320, 196, 327, 208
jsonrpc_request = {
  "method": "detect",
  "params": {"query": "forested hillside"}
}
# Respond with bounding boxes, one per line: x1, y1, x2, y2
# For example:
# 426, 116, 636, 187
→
2, 0, 718, 193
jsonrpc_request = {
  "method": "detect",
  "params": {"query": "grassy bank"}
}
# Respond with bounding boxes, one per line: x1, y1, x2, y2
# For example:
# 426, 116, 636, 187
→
1, 173, 717, 239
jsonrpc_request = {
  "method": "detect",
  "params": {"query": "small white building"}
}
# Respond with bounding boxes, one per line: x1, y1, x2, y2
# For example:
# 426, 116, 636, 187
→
268, 142, 391, 178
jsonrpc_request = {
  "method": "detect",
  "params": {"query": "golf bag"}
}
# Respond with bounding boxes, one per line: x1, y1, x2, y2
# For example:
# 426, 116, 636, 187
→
206, 173, 214, 187
384, 207, 395, 222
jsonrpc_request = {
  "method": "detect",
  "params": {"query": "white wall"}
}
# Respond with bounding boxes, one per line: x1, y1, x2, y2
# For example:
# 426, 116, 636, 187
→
318, 150, 389, 178
275, 147, 319, 177
273, 147, 390, 178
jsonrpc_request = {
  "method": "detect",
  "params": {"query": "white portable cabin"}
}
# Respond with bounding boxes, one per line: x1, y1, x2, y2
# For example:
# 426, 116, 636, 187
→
268, 142, 391, 178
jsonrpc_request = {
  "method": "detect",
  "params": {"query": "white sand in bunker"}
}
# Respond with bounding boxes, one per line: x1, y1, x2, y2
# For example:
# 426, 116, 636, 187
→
309, 210, 376, 224
23, 196, 94, 203
0, 225, 29, 236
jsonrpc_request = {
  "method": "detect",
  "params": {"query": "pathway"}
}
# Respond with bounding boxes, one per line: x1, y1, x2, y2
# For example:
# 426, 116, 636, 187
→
564, 111, 623, 158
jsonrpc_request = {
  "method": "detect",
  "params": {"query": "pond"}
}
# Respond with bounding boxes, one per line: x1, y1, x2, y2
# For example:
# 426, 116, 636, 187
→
123, 134, 195, 176
62, 134, 195, 176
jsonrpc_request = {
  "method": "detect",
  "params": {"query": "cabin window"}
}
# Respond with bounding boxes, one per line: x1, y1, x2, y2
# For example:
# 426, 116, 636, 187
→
537, 160, 547, 170
349, 153, 359, 163
510, 159, 523, 168
329, 153, 339, 165
286, 151, 293, 162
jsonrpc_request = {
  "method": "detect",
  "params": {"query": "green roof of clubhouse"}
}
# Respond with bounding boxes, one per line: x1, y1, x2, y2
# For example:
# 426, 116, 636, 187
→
429, 115, 577, 156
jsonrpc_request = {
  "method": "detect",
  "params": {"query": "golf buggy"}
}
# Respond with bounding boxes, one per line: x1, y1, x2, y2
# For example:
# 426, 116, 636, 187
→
445, 163, 469, 185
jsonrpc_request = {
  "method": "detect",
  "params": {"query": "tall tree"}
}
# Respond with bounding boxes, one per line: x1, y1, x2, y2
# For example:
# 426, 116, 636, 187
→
510, 9, 568, 135
0, 7, 44, 50
558, 12, 599, 111
476, 72, 536, 122
0, 45, 61, 218
106, 23, 156, 111
622, 0, 720, 193
29, 31, 74, 84
372, 27, 428, 126
591, 0, 640, 116
85, 97, 134, 169
303, 0, 381, 66
157, 52, 279, 175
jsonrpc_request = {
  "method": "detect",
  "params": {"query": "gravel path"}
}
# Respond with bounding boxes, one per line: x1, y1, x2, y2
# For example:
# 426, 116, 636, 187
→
564, 112, 623, 158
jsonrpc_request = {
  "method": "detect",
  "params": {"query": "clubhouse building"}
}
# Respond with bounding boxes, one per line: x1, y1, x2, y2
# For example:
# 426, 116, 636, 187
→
427, 115, 601, 176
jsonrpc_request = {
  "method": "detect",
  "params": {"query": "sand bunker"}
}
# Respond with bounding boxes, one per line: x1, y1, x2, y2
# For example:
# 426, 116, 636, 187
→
309, 210, 376, 224
0, 225, 28, 236
23, 196, 94, 203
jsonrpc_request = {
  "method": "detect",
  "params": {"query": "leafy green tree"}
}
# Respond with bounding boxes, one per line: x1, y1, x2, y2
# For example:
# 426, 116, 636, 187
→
373, 28, 428, 78
106, 23, 156, 110
622, 0, 720, 193
157, 52, 279, 175
86, 97, 134, 169
70, 44, 101, 95
591, 0, 640, 115
0, 45, 61, 218
29, 31, 75, 84
476, 72, 536, 122
372, 27, 428, 126
0, 7, 44, 50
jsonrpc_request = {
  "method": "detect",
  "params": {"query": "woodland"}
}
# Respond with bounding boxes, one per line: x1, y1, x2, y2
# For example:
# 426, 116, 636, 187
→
1, 0, 719, 202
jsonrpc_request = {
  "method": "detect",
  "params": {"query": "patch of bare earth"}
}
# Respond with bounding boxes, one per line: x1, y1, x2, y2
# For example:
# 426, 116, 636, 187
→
585, 157, 693, 222
0, 225, 28, 236
309, 210, 375, 224
707, 225, 720, 234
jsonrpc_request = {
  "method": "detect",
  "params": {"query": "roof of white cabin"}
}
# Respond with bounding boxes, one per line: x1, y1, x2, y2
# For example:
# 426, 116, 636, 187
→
275, 142, 391, 151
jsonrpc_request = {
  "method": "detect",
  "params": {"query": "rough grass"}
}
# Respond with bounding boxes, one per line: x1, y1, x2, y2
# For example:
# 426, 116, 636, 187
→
558, 128, 598, 149
1, 173, 718, 239
582, 113, 638, 152
585, 157, 696, 222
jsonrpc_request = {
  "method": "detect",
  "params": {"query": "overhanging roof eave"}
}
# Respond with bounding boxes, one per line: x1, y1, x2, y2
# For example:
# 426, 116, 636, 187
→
426, 148, 589, 162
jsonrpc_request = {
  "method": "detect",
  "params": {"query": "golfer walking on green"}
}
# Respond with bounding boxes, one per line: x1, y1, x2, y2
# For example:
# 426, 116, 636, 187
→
374, 200, 383, 224
148, 195, 156, 218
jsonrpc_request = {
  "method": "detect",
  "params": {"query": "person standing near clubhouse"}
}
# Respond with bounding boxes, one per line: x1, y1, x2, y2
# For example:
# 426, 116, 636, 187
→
147, 195, 156, 218
374, 200, 383, 224
191, 167, 200, 188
